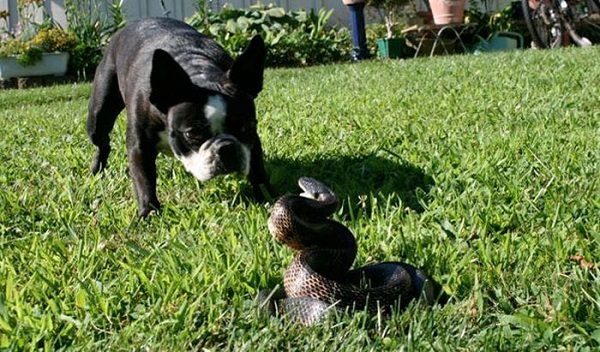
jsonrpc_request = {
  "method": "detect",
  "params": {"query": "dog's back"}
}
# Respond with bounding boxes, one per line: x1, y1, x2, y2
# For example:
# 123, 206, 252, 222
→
106, 17, 234, 102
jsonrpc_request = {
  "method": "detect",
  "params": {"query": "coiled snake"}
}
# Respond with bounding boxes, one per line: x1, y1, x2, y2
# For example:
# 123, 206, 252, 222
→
259, 177, 446, 325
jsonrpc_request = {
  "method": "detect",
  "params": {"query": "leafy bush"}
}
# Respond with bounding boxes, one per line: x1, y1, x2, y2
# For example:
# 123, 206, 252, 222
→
64, 0, 125, 79
30, 28, 77, 53
464, 4, 527, 41
0, 38, 42, 65
0, 0, 76, 67
188, 4, 351, 67
0, 28, 76, 66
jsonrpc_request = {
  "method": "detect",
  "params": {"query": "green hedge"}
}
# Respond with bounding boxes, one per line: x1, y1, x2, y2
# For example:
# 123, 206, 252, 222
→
187, 4, 352, 67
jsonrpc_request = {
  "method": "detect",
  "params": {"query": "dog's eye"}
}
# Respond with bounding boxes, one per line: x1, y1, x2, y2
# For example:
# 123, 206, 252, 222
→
183, 130, 203, 141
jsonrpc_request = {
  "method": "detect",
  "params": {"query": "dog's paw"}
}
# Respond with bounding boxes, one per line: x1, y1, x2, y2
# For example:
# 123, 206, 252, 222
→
139, 203, 161, 218
90, 146, 111, 175
90, 160, 104, 175
253, 183, 277, 203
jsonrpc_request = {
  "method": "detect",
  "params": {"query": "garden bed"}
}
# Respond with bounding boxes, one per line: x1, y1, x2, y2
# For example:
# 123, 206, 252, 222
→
0, 74, 79, 89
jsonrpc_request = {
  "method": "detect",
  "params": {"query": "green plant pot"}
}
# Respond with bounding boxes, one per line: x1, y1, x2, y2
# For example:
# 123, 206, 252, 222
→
377, 38, 406, 59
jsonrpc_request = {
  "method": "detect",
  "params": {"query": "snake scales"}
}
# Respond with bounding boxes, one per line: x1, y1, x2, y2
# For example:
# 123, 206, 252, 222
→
259, 177, 446, 325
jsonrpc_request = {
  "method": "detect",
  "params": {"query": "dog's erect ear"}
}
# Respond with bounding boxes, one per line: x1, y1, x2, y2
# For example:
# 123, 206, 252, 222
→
150, 49, 193, 113
227, 35, 265, 98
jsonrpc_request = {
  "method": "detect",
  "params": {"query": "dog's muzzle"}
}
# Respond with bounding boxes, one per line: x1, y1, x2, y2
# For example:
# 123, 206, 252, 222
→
178, 134, 250, 181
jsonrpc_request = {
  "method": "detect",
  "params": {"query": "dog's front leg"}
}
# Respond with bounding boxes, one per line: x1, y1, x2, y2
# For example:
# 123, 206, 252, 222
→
247, 136, 275, 201
126, 125, 160, 218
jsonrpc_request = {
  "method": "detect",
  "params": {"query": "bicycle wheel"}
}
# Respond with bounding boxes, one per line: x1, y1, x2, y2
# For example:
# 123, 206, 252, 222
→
522, 0, 564, 48
562, 0, 600, 46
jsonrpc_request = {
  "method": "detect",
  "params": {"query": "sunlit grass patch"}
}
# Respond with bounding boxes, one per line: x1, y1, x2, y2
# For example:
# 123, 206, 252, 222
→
0, 46, 599, 350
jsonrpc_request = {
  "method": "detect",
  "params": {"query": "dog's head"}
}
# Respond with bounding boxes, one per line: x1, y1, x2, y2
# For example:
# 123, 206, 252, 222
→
149, 36, 265, 181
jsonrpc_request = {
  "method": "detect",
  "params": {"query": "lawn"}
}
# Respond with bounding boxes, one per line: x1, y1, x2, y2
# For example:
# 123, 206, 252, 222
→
0, 46, 599, 350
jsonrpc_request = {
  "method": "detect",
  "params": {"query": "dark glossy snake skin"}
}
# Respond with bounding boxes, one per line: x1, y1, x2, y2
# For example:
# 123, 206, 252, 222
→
260, 177, 446, 325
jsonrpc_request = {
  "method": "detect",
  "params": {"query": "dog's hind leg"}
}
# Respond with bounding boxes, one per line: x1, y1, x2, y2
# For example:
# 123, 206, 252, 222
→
86, 63, 125, 174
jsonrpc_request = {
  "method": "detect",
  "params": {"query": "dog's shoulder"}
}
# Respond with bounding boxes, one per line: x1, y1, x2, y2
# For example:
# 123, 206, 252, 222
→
111, 17, 216, 52
108, 18, 232, 84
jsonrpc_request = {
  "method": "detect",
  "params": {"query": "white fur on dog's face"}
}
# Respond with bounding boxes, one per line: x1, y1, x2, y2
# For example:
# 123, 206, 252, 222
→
178, 136, 251, 181
204, 95, 226, 135
171, 94, 251, 181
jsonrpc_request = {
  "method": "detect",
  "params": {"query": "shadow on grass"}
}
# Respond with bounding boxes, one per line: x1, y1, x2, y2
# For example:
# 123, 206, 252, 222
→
265, 153, 435, 213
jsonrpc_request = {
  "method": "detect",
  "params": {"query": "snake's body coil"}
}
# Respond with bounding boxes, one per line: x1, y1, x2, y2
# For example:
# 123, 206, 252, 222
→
262, 177, 446, 325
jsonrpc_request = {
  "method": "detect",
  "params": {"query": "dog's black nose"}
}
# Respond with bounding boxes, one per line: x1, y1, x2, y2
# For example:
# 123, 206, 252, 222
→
217, 141, 241, 172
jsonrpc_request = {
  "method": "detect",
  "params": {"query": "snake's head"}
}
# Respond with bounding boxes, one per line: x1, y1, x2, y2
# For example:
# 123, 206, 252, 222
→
297, 177, 336, 203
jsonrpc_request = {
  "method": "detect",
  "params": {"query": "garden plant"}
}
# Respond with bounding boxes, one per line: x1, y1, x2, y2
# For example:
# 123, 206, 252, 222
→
187, 3, 351, 67
0, 0, 75, 67
0, 0, 125, 78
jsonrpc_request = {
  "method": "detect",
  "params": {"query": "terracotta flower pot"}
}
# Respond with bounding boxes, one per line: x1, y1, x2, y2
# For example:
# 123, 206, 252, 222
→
429, 0, 467, 25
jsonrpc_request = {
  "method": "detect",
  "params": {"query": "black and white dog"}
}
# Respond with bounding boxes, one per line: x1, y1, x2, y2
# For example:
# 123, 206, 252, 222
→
86, 17, 273, 217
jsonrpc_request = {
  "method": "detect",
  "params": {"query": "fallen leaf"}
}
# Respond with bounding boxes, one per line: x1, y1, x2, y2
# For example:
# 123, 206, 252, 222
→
570, 255, 596, 269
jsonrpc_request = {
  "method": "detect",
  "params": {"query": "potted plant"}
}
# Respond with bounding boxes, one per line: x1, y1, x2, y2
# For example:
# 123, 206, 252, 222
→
428, 0, 468, 25
365, 0, 412, 58
0, 27, 76, 79
1, 0, 77, 81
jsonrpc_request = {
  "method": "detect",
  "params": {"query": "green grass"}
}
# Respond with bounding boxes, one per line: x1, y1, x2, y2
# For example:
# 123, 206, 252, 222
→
1, 46, 599, 350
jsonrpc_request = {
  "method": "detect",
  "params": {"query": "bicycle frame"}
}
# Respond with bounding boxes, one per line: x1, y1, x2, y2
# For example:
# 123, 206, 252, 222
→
523, 0, 600, 48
